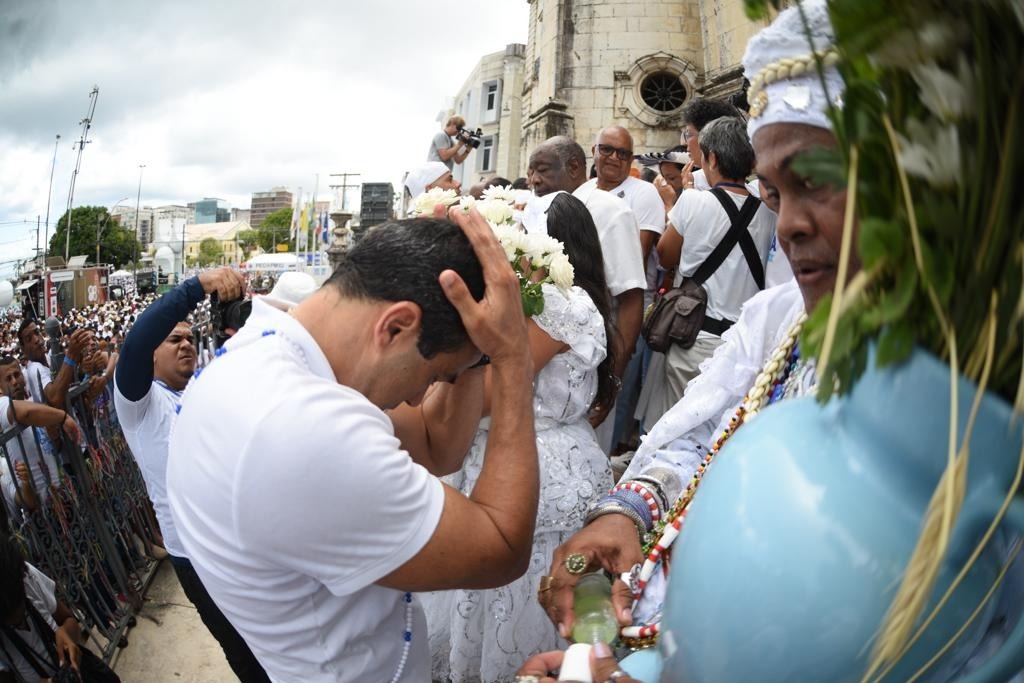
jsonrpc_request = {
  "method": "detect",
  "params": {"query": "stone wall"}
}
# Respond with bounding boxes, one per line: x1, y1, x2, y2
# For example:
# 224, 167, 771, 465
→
517, 0, 770, 177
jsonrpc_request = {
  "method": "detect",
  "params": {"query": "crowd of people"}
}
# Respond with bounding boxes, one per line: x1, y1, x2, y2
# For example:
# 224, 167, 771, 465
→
2, 1, 1019, 682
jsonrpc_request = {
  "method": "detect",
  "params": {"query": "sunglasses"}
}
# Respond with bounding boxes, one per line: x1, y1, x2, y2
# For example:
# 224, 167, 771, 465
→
595, 143, 633, 161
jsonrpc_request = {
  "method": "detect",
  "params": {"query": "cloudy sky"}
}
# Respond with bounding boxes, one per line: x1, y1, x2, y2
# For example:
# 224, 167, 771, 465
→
0, 0, 529, 276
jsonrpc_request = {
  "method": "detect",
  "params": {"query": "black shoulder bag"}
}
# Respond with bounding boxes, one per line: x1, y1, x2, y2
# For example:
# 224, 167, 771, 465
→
642, 189, 765, 352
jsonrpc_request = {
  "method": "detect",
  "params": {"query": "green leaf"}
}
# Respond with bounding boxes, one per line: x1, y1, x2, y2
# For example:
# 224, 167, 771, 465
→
876, 322, 915, 368
862, 268, 917, 327
791, 146, 848, 191
857, 217, 902, 269
522, 283, 545, 317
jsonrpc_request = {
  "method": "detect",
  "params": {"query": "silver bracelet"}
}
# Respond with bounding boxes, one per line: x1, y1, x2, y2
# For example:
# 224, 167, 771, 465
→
630, 467, 683, 513
585, 502, 646, 538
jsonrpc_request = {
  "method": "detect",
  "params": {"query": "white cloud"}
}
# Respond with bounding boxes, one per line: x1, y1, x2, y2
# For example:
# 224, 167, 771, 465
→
0, 0, 529, 275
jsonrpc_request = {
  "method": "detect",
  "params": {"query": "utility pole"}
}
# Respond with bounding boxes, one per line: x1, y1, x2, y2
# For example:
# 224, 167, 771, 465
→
43, 134, 60, 265
64, 86, 99, 263
133, 164, 145, 278
328, 172, 361, 211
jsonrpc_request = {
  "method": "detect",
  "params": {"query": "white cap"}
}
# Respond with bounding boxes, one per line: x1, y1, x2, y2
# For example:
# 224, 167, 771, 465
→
262, 271, 318, 308
404, 161, 450, 199
742, 0, 843, 141
557, 643, 593, 682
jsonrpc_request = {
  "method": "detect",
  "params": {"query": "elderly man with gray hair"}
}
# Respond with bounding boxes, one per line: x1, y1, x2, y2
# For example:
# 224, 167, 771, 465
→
644, 116, 778, 422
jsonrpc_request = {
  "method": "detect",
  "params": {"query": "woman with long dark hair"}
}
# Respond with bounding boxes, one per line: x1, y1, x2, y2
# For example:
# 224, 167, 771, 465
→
422, 192, 617, 682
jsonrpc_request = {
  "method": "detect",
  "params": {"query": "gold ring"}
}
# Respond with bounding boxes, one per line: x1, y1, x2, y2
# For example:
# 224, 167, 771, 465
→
538, 575, 555, 593
563, 552, 589, 575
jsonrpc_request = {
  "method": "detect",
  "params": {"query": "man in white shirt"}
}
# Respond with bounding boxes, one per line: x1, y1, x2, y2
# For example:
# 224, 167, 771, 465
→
168, 211, 536, 682
527, 136, 646, 440
0, 356, 77, 509
579, 125, 668, 453
17, 320, 91, 409
649, 116, 777, 424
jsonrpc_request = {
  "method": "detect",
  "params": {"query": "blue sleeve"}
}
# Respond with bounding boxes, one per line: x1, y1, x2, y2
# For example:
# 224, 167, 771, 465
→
115, 277, 205, 401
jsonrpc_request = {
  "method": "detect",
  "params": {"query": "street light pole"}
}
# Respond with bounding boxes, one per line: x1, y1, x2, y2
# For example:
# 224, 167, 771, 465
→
133, 164, 145, 279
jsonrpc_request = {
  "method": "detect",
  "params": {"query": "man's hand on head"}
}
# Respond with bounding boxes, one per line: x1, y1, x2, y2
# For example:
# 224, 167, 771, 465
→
198, 267, 246, 302
440, 207, 532, 370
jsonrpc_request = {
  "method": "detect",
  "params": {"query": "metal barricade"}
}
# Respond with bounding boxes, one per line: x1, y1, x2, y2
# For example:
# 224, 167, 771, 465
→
0, 381, 162, 662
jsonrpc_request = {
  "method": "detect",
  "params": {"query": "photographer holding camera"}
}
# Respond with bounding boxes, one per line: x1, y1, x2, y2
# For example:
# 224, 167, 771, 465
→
113, 267, 270, 683
428, 115, 473, 170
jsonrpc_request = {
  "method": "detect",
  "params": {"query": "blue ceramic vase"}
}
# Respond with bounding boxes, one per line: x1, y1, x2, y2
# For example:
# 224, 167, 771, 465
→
656, 349, 1024, 682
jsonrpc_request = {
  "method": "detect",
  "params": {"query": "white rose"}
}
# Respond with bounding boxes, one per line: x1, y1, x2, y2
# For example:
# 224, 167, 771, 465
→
412, 187, 459, 216
547, 253, 575, 291
476, 198, 514, 226
491, 224, 522, 261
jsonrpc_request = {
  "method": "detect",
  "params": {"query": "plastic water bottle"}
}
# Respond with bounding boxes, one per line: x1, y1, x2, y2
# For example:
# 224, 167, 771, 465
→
571, 572, 619, 645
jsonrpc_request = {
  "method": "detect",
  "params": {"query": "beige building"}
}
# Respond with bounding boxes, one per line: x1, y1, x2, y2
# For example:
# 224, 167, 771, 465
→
450, 43, 527, 188
183, 220, 251, 266
511, 0, 777, 173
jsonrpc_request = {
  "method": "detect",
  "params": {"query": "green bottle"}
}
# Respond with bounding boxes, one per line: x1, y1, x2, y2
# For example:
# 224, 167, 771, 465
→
571, 572, 619, 645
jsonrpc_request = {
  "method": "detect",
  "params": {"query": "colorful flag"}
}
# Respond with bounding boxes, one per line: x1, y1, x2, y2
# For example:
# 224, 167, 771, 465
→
322, 212, 330, 244
290, 190, 303, 241
297, 203, 308, 249
314, 210, 323, 240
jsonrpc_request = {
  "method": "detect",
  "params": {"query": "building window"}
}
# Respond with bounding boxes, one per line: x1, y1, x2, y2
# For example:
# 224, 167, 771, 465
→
640, 72, 687, 112
482, 80, 500, 123
478, 135, 496, 172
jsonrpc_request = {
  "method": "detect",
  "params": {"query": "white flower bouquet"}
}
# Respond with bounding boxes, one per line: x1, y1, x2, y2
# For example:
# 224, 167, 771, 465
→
411, 185, 574, 316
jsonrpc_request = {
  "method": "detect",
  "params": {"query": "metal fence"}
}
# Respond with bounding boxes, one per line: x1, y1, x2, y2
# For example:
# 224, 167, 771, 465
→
0, 381, 161, 662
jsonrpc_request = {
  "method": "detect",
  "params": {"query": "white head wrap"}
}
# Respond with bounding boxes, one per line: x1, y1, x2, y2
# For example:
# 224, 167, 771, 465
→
403, 161, 450, 198
743, 0, 844, 141
521, 191, 566, 235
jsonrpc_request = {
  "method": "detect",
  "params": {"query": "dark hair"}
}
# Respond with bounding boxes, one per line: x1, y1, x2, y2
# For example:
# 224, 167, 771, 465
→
484, 177, 511, 189
544, 193, 618, 413
17, 318, 36, 346
511, 177, 530, 190
0, 355, 19, 368
325, 218, 485, 359
680, 97, 741, 130
640, 167, 658, 183
0, 534, 27, 619
699, 117, 756, 181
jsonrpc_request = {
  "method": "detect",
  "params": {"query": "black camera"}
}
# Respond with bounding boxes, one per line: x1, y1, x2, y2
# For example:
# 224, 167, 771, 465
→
209, 292, 252, 348
456, 126, 483, 149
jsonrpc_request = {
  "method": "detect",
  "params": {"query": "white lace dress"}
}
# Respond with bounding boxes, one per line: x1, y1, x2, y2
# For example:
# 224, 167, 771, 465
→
422, 284, 613, 683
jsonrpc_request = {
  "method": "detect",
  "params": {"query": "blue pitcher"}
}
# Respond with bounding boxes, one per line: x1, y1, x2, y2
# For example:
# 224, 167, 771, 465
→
651, 349, 1024, 682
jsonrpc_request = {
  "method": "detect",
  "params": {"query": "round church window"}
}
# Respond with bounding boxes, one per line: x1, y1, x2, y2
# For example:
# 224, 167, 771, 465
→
640, 72, 687, 112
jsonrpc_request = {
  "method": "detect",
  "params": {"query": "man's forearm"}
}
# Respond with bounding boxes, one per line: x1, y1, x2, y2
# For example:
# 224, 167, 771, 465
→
613, 289, 643, 378
468, 358, 537, 559
43, 362, 76, 408
115, 277, 204, 400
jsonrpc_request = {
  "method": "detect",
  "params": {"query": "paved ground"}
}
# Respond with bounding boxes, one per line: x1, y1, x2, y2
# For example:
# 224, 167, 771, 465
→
110, 560, 235, 682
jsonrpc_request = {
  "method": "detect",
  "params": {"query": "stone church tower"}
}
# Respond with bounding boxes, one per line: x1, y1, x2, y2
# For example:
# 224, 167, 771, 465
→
519, 0, 773, 164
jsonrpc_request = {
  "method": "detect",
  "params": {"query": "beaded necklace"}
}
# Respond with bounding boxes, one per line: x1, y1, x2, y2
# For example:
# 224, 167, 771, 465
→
620, 315, 806, 647
187, 325, 416, 680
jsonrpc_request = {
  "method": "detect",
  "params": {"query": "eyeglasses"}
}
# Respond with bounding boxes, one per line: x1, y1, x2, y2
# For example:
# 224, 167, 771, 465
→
682, 130, 695, 142
595, 143, 633, 161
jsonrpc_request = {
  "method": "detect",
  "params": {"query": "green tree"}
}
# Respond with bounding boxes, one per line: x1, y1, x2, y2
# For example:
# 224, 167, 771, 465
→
196, 237, 224, 266
49, 206, 142, 268
259, 207, 294, 253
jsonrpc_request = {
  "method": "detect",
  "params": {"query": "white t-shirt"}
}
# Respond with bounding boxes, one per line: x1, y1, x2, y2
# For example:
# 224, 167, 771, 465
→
582, 176, 667, 303
571, 183, 646, 298
114, 379, 185, 557
167, 298, 443, 682
691, 172, 793, 288
0, 396, 60, 502
668, 188, 777, 338
22, 361, 51, 405
0, 563, 59, 682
